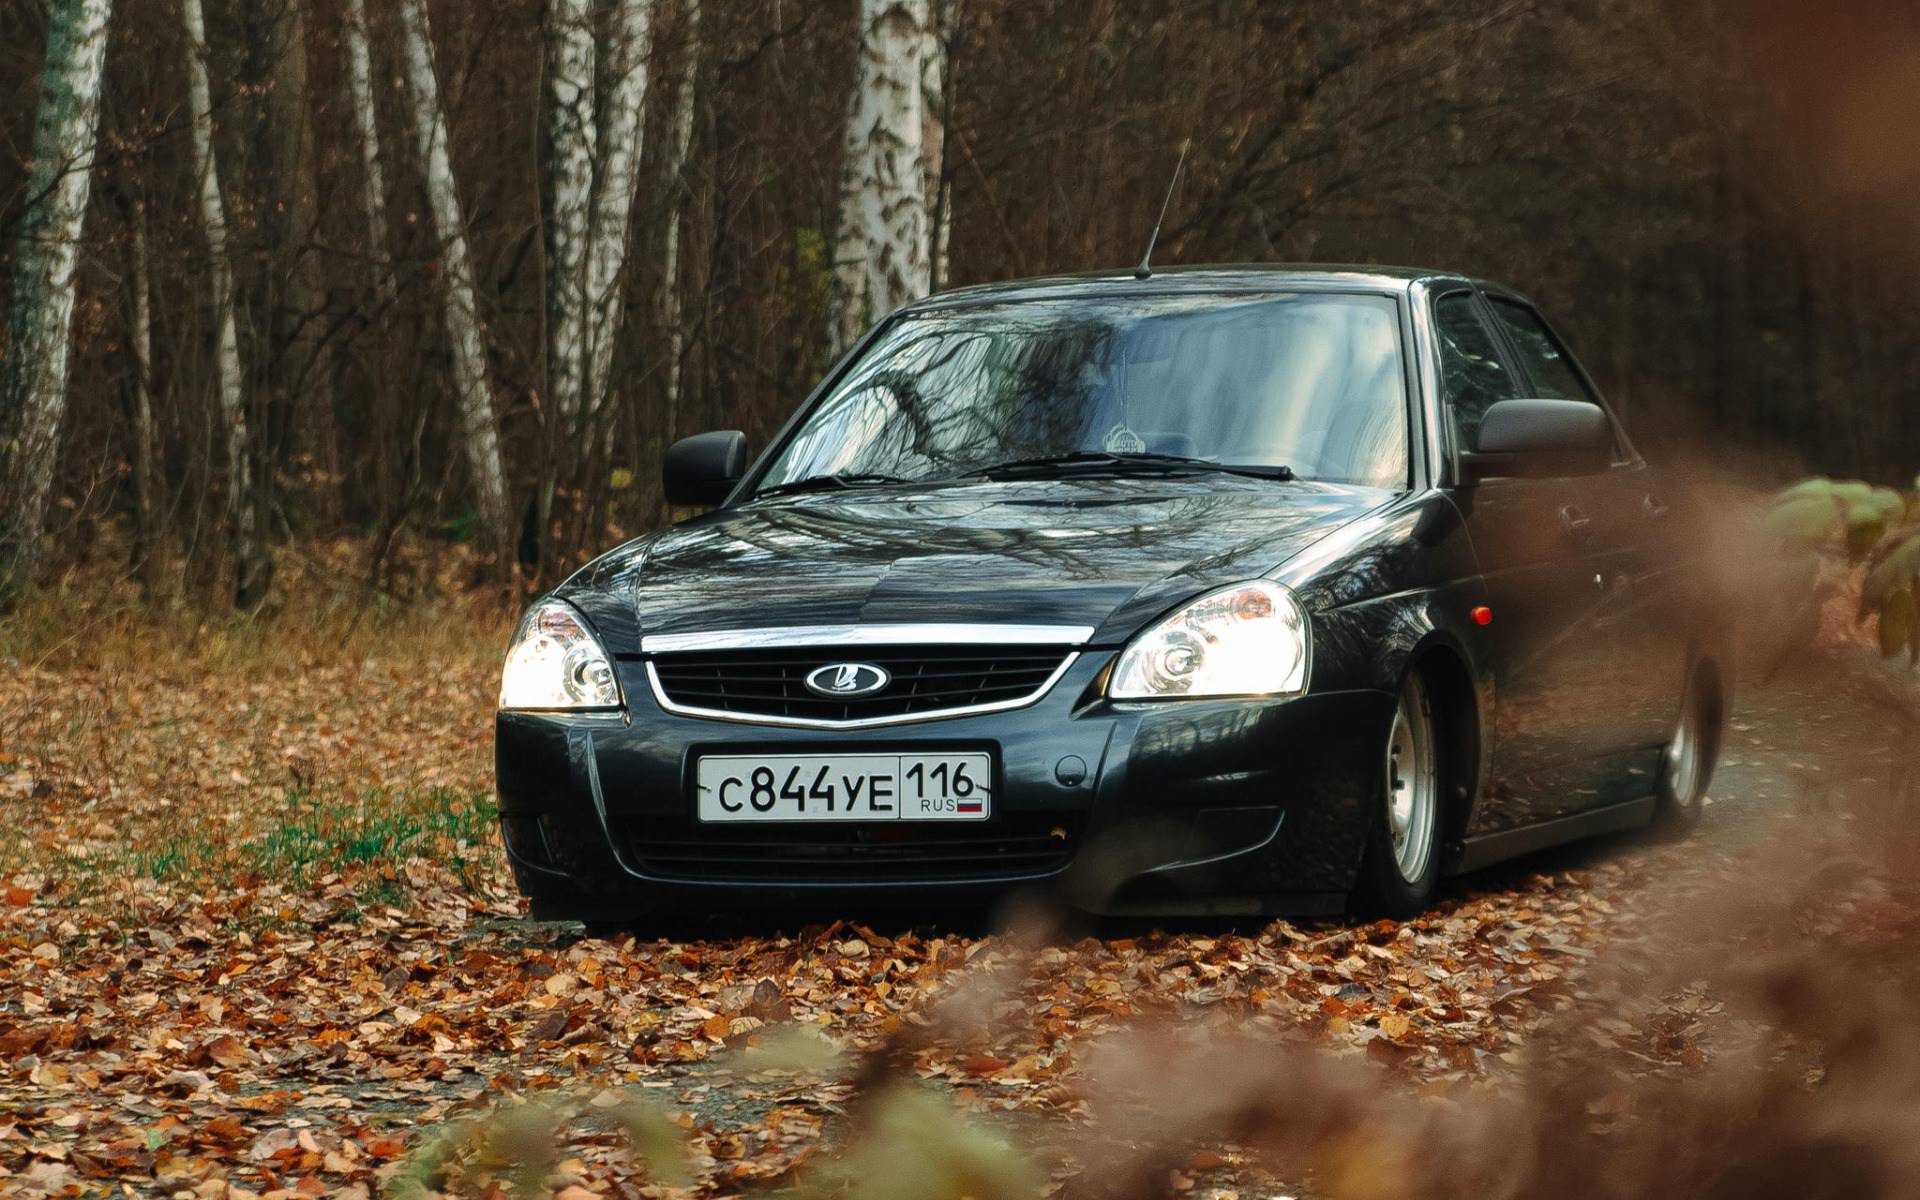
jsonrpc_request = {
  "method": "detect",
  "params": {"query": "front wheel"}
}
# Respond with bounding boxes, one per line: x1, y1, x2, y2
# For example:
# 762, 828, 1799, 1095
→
1651, 664, 1722, 837
1351, 672, 1443, 919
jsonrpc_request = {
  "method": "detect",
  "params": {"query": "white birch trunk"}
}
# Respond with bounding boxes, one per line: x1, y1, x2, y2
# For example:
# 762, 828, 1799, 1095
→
397, 0, 513, 559
581, 0, 655, 437
829, 0, 937, 358
542, 0, 597, 437
183, 0, 258, 592
659, 0, 701, 440
922, 2, 950, 292
342, 0, 394, 304
0, 0, 115, 571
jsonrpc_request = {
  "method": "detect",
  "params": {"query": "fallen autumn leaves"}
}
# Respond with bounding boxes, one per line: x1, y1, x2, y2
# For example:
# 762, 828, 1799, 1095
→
2, 588, 1914, 1199
0, 852, 1653, 1199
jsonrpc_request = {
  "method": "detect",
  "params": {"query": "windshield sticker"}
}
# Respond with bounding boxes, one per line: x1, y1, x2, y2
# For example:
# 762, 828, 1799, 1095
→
1103, 424, 1147, 454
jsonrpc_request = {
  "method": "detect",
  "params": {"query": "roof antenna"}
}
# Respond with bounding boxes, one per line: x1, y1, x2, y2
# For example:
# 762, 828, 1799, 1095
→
1134, 138, 1192, 280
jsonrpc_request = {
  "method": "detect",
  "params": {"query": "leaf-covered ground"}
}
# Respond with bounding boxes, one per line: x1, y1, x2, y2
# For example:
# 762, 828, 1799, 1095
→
1, 604, 1911, 1199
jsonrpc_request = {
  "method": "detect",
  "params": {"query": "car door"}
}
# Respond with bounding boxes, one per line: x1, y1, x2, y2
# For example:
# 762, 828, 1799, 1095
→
1482, 295, 1684, 798
1433, 290, 1616, 834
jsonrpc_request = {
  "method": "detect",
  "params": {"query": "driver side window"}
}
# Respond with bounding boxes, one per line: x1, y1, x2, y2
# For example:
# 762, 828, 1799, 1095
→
1432, 292, 1517, 450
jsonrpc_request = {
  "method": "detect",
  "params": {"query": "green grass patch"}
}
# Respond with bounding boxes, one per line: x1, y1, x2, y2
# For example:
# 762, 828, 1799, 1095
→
17, 785, 500, 902
244, 785, 497, 878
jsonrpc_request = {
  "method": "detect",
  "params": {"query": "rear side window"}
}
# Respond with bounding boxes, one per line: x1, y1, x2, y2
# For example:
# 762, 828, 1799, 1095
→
1432, 292, 1516, 449
1486, 298, 1594, 403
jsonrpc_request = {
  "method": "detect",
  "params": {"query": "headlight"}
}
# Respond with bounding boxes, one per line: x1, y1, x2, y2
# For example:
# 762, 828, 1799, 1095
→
499, 600, 622, 710
1109, 581, 1310, 700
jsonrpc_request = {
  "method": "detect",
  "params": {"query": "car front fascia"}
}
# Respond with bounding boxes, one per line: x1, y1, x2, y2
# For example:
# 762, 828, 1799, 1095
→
494, 615, 1400, 919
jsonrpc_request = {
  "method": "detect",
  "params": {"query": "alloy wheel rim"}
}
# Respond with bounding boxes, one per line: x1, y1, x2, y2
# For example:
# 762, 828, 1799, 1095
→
1386, 680, 1438, 883
1666, 686, 1703, 807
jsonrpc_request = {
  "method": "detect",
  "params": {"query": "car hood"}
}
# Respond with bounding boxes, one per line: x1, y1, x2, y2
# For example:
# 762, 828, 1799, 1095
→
561, 477, 1396, 650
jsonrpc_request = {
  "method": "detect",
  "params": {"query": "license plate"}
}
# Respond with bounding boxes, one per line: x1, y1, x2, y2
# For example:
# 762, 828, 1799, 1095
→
695, 753, 992, 823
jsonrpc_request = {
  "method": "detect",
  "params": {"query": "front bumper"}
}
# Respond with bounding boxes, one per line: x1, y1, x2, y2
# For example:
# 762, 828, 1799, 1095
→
495, 654, 1395, 919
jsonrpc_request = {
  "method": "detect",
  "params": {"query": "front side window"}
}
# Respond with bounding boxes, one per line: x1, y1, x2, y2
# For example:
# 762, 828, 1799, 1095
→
757, 292, 1411, 491
1486, 298, 1595, 403
1432, 292, 1517, 449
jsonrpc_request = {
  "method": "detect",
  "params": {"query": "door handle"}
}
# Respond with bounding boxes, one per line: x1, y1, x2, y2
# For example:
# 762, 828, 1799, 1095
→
1560, 504, 1596, 545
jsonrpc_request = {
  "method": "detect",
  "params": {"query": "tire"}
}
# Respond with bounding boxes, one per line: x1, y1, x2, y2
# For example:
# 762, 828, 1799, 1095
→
1351, 670, 1444, 919
1651, 664, 1722, 837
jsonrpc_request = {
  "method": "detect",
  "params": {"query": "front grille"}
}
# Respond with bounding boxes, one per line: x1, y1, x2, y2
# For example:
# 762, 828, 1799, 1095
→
619, 812, 1082, 883
649, 644, 1075, 724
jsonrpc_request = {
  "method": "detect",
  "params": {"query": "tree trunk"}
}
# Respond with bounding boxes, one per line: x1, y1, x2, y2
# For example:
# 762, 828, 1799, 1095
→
659, 0, 701, 448
342, 0, 395, 305
128, 189, 158, 581
340, 0, 404, 566
183, 0, 264, 606
0, 0, 115, 584
397, 0, 514, 566
924, 0, 952, 292
535, 0, 598, 576
253, 0, 330, 603
543, 0, 597, 437
829, 0, 938, 358
581, 0, 655, 438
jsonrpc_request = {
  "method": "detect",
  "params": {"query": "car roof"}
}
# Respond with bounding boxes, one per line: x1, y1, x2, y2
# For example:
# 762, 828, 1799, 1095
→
905, 264, 1496, 311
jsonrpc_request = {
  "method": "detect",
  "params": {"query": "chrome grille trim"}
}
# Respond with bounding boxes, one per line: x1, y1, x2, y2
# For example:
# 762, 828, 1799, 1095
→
639, 623, 1097, 655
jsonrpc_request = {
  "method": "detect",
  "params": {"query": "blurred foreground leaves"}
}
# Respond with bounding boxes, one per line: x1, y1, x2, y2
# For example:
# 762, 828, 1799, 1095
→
1765, 476, 1920, 663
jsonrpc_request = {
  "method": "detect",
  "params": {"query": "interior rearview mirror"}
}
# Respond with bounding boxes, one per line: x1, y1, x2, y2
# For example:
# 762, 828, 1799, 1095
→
663, 430, 747, 507
1462, 399, 1612, 480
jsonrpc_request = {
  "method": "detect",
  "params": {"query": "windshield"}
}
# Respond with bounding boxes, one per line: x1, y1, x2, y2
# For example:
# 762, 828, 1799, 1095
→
757, 291, 1411, 492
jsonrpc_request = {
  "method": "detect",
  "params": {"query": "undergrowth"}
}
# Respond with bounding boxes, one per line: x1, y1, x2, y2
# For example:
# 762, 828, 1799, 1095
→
0, 537, 514, 672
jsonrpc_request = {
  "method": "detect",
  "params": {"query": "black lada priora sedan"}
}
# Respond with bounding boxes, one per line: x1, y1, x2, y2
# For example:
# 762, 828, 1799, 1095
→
496, 266, 1727, 924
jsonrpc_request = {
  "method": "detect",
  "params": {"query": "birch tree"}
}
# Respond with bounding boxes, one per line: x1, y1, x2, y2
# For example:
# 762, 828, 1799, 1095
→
828, 0, 942, 358
397, 0, 513, 563
0, 0, 115, 580
924, 0, 952, 291
536, 0, 655, 574
183, 0, 265, 602
541, 0, 654, 472
542, 0, 597, 447
581, 0, 655, 436
659, 0, 701, 440
341, 0, 394, 303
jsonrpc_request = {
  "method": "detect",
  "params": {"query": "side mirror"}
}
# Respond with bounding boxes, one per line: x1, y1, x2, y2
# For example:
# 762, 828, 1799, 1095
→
663, 431, 747, 507
1462, 399, 1612, 480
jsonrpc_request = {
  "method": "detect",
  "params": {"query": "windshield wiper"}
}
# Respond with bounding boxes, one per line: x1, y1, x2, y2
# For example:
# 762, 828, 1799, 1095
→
961, 451, 1295, 483
753, 472, 916, 499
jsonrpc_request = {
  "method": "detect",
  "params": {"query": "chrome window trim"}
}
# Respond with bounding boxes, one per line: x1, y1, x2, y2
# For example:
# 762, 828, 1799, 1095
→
1406, 278, 1452, 487
639, 623, 1096, 654
644, 652, 1082, 730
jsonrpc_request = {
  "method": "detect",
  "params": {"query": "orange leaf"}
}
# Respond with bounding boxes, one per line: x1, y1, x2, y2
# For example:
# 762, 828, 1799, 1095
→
959, 1054, 1008, 1076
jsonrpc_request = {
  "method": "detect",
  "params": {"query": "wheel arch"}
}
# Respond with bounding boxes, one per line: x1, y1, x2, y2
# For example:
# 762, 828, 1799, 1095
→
1402, 636, 1484, 857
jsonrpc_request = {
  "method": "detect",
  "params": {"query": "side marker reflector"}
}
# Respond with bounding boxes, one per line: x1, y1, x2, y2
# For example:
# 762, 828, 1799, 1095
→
1471, 606, 1494, 626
